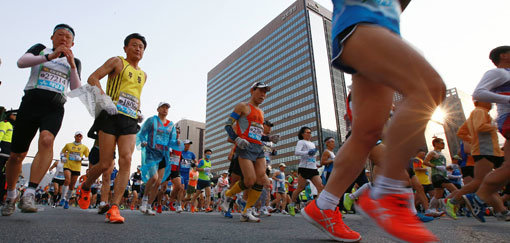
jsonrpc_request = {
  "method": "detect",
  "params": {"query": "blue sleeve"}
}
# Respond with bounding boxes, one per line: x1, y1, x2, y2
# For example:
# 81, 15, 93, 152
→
225, 125, 238, 141
136, 116, 153, 148
198, 159, 204, 168
192, 153, 196, 160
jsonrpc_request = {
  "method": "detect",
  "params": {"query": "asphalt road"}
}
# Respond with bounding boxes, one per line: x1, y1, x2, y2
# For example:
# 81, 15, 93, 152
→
1, 206, 509, 242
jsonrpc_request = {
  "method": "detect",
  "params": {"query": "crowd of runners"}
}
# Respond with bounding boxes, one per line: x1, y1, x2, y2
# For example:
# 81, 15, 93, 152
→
1, 0, 510, 242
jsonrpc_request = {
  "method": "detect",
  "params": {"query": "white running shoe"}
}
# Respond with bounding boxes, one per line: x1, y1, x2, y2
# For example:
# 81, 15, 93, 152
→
139, 205, 147, 214
240, 208, 260, 222
146, 208, 156, 216
261, 207, 271, 216
281, 210, 288, 215
176, 205, 183, 213
252, 208, 261, 217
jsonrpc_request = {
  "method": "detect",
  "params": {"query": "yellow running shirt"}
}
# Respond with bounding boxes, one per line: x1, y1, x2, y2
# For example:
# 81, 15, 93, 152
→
106, 57, 146, 119
62, 143, 90, 172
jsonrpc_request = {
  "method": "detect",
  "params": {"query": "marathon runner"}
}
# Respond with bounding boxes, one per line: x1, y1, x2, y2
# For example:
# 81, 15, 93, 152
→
48, 159, 65, 207
2, 24, 82, 216
223, 82, 278, 222
77, 33, 147, 223
0, 110, 16, 204
302, 0, 445, 242
471, 45, 510, 221
191, 149, 214, 213
130, 166, 142, 210
60, 131, 89, 209
136, 102, 180, 216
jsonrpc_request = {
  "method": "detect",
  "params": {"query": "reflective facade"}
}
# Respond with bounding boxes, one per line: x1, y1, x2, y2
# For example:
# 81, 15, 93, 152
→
206, 0, 348, 172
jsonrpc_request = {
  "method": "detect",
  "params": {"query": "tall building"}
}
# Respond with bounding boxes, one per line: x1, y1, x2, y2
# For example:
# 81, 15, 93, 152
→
176, 119, 206, 159
205, 0, 349, 172
441, 88, 468, 156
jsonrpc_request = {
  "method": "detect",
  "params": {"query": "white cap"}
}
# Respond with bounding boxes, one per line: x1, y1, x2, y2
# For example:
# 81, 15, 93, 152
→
183, 140, 193, 144
158, 102, 170, 108
75, 131, 83, 136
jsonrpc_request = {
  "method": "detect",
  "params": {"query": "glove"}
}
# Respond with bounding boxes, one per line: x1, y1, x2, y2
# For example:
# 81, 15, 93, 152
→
235, 137, 250, 150
204, 167, 211, 173
269, 134, 280, 143
436, 165, 446, 172
308, 148, 318, 156
137, 110, 144, 123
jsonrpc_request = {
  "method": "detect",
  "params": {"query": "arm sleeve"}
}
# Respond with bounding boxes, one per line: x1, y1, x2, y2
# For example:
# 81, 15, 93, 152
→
69, 58, 82, 90
295, 141, 309, 156
198, 160, 204, 168
17, 44, 47, 68
472, 69, 510, 104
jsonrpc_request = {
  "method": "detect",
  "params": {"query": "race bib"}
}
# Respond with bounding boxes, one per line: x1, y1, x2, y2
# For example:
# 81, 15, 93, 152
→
134, 180, 141, 186
181, 159, 192, 168
155, 129, 170, 146
170, 154, 180, 166
69, 152, 81, 161
116, 92, 139, 118
37, 66, 68, 92
248, 122, 263, 141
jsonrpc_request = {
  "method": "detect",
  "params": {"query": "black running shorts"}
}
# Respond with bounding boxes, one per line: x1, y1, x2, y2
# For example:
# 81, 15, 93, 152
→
11, 89, 65, 153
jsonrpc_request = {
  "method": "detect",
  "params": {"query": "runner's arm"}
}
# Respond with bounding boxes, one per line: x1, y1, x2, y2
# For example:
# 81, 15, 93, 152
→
295, 140, 309, 156
224, 103, 245, 141
48, 161, 58, 171
456, 121, 471, 142
472, 69, 510, 104
422, 152, 436, 168
87, 57, 122, 95
320, 151, 333, 166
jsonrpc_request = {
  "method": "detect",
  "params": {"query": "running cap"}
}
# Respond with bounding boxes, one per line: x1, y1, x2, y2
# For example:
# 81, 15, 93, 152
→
251, 82, 271, 91
222, 170, 228, 174
158, 102, 170, 108
263, 120, 274, 127
279, 163, 286, 167
5, 109, 17, 116
183, 140, 193, 145
75, 131, 83, 136
53, 24, 75, 37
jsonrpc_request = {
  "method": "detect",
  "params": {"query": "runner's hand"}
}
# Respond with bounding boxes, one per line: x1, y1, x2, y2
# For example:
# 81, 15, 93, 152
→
137, 110, 144, 123
308, 148, 317, 156
62, 48, 76, 69
204, 167, 211, 173
235, 137, 250, 149
269, 134, 280, 143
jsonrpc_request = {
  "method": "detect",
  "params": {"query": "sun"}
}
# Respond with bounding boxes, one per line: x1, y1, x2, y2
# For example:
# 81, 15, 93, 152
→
431, 108, 446, 124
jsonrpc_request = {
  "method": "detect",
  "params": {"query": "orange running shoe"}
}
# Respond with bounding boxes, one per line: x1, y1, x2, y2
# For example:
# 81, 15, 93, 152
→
105, 205, 125, 224
205, 207, 213, 213
78, 188, 91, 210
302, 199, 361, 242
157, 205, 162, 213
130, 205, 134, 210
356, 189, 438, 243
191, 206, 196, 213
170, 204, 176, 211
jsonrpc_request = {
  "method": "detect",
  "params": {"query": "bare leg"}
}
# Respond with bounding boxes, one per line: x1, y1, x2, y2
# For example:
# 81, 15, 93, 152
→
111, 135, 135, 205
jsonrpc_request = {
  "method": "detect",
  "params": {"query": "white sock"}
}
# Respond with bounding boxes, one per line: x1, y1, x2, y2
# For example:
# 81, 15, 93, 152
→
62, 186, 69, 200
351, 183, 371, 199
407, 189, 417, 215
24, 187, 35, 197
99, 201, 106, 206
316, 190, 340, 210
7, 189, 17, 199
371, 176, 408, 199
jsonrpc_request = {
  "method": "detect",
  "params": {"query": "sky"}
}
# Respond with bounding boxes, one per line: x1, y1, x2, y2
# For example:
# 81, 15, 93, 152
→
1, 0, 509, 174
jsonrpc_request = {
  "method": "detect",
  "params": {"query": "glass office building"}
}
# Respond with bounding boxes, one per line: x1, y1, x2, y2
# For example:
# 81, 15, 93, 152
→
206, 0, 348, 172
